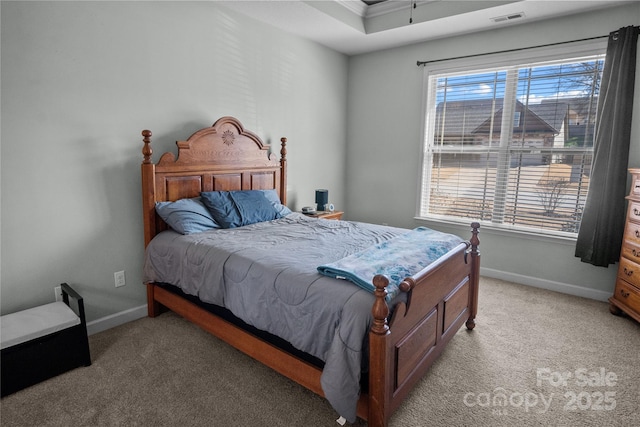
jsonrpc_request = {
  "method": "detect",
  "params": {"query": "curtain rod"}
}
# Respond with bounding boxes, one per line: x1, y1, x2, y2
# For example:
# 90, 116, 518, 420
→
416, 34, 609, 67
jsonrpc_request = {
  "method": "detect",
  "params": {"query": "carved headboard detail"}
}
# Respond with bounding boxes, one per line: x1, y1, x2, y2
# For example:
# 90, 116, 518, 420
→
140, 116, 287, 247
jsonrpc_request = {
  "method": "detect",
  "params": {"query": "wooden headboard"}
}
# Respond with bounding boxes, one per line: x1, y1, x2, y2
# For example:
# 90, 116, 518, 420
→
140, 116, 288, 247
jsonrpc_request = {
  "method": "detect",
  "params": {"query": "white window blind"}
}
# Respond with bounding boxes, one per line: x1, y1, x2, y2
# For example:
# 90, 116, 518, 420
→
420, 54, 605, 236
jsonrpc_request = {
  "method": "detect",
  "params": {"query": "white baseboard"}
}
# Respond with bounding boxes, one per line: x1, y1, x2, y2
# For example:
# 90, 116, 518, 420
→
480, 267, 612, 302
86, 304, 147, 336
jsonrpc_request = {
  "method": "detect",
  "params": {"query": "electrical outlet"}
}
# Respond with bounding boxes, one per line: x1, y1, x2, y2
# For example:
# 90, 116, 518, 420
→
114, 270, 126, 288
54, 286, 62, 302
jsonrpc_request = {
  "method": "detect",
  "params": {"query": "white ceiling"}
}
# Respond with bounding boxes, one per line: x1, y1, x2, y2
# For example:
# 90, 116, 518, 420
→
221, 0, 629, 56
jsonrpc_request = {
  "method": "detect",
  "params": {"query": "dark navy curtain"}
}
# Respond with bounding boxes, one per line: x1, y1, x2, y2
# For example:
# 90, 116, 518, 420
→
576, 26, 639, 266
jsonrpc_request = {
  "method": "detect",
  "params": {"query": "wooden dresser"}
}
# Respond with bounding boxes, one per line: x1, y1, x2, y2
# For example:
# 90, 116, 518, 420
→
610, 168, 640, 323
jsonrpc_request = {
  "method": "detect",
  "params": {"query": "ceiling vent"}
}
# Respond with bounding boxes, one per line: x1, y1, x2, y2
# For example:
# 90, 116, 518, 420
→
491, 12, 525, 23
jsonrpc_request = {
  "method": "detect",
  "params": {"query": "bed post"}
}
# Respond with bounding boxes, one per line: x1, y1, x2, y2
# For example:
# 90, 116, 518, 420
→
280, 137, 287, 205
466, 222, 480, 330
141, 130, 163, 318
368, 275, 391, 427
146, 283, 162, 318
141, 130, 157, 248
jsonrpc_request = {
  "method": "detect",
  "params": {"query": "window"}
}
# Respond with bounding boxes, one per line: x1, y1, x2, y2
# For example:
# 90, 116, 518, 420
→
419, 49, 605, 237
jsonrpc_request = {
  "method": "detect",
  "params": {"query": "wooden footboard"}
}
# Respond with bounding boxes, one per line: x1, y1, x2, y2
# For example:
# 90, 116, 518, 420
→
367, 222, 480, 427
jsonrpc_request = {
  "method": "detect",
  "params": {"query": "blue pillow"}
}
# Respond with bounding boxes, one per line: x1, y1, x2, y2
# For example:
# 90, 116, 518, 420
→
201, 190, 279, 229
155, 198, 220, 234
260, 189, 292, 217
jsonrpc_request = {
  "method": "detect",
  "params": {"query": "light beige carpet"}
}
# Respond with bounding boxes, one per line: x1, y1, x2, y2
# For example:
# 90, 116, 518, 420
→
1, 277, 639, 426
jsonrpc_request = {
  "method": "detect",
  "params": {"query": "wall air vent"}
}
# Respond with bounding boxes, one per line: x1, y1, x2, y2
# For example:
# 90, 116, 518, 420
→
491, 12, 525, 23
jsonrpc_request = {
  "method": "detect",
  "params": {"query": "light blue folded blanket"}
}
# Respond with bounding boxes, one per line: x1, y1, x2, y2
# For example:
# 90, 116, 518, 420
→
317, 227, 465, 301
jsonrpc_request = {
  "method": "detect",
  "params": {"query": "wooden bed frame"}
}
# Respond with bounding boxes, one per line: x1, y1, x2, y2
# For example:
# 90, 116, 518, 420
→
140, 116, 480, 427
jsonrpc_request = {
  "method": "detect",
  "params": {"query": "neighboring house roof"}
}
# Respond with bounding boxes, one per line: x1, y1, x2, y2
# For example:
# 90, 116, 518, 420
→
544, 97, 599, 122
434, 97, 599, 145
435, 99, 501, 137
528, 102, 569, 132
435, 99, 561, 138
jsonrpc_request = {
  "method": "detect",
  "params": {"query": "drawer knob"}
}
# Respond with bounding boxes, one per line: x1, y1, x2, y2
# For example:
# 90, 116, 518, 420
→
633, 249, 640, 258
634, 208, 640, 216
635, 230, 640, 238
620, 289, 630, 298
624, 267, 634, 277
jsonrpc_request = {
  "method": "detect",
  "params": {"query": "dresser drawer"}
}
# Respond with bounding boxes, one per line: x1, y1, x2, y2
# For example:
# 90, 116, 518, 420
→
623, 221, 640, 246
631, 173, 640, 198
627, 201, 640, 224
621, 240, 640, 263
617, 257, 640, 289
613, 280, 640, 314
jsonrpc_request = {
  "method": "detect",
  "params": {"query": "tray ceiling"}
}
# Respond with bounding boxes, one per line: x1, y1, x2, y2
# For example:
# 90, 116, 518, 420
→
221, 1, 630, 56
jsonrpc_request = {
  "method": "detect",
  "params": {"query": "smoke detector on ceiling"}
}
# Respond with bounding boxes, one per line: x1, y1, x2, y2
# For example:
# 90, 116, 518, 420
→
490, 12, 525, 23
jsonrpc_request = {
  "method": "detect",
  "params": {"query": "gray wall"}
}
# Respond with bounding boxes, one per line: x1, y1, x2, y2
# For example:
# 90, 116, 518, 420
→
345, 3, 640, 299
0, 1, 348, 321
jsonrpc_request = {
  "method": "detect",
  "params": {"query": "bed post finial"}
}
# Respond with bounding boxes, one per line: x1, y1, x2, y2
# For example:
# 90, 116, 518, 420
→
470, 221, 480, 252
142, 130, 153, 164
371, 275, 390, 336
280, 137, 287, 161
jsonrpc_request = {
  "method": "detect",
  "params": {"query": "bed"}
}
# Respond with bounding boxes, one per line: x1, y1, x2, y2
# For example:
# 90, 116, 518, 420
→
140, 116, 480, 427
